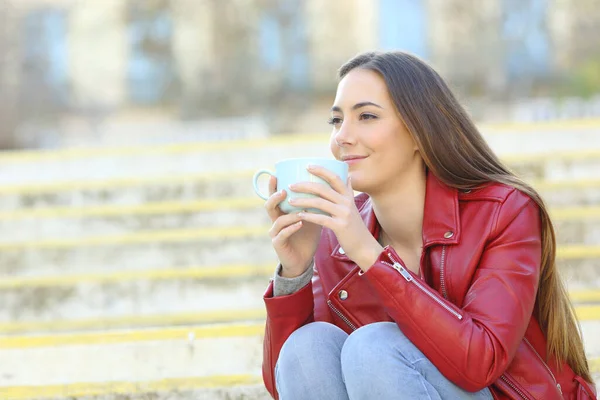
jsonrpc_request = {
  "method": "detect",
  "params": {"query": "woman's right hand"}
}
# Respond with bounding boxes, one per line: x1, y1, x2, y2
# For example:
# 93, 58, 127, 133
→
265, 176, 322, 278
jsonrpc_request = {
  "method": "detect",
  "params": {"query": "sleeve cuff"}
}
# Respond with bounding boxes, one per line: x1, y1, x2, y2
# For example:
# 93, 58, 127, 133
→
272, 261, 314, 297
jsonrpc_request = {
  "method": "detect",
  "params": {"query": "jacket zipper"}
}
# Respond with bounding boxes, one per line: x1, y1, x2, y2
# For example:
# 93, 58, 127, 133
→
500, 375, 531, 400
385, 251, 463, 320
440, 245, 448, 299
523, 337, 562, 394
327, 300, 357, 331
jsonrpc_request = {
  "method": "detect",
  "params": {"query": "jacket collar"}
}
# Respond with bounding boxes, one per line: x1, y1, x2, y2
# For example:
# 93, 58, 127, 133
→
332, 170, 461, 260
421, 169, 461, 247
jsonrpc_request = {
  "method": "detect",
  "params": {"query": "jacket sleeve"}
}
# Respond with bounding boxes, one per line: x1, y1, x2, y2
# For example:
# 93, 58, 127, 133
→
262, 256, 334, 399
363, 192, 541, 392
262, 276, 315, 399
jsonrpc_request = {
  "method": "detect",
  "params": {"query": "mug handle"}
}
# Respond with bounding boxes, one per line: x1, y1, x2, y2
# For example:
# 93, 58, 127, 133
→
253, 169, 275, 200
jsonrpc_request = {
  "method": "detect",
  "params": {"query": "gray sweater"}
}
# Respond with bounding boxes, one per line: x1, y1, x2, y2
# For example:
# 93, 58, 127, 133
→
272, 261, 314, 296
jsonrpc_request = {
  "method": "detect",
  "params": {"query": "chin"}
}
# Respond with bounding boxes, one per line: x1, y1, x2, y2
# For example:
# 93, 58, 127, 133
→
349, 174, 367, 194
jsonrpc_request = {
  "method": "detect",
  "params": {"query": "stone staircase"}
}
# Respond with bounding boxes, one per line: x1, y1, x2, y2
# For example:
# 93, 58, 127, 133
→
0, 120, 599, 399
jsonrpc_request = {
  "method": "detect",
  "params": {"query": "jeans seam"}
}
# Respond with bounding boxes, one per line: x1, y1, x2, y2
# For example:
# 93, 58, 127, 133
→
408, 357, 427, 367
396, 353, 437, 399
416, 374, 437, 400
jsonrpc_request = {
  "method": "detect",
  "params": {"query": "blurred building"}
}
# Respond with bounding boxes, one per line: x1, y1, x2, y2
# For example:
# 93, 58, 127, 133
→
1, 0, 600, 143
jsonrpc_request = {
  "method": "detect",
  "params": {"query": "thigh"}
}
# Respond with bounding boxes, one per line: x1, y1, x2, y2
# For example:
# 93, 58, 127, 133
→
342, 322, 493, 400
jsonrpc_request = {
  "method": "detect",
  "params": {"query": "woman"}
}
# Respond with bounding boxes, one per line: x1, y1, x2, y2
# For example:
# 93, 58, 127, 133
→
260, 51, 597, 399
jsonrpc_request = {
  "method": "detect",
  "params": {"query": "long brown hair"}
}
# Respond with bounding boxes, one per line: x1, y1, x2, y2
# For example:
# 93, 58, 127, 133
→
339, 51, 591, 382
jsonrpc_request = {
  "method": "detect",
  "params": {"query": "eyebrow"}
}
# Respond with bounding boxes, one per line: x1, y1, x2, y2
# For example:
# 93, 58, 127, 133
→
330, 101, 383, 113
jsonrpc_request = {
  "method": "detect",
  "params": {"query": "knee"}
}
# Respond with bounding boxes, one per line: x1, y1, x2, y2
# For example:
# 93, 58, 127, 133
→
341, 322, 400, 369
276, 322, 350, 399
277, 322, 348, 372
342, 321, 422, 384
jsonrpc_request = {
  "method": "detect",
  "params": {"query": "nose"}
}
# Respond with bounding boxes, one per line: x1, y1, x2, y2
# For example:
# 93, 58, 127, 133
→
333, 121, 355, 147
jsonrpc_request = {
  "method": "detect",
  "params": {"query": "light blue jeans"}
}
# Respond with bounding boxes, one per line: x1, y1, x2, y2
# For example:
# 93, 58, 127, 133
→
275, 321, 493, 400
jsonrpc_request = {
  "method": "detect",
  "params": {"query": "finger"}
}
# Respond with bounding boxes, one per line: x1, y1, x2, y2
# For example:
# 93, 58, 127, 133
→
288, 196, 337, 216
272, 220, 303, 245
264, 189, 287, 221
297, 211, 330, 229
268, 175, 277, 196
269, 212, 303, 238
290, 182, 344, 204
307, 165, 348, 194
347, 176, 354, 195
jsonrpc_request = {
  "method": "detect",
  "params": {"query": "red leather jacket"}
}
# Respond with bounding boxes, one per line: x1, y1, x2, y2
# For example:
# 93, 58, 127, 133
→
262, 172, 597, 400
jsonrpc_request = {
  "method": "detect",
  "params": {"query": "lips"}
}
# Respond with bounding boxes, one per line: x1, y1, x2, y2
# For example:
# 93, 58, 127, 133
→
341, 156, 367, 161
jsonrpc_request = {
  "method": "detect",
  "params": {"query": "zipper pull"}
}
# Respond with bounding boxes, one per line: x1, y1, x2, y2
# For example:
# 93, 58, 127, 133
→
391, 262, 412, 282
386, 251, 413, 282
557, 383, 562, 394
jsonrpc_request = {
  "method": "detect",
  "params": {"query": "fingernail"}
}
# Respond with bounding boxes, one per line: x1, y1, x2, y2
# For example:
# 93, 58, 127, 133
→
297, 212, 305, 218
307, 165, 315, 170
288, 197, 295, 204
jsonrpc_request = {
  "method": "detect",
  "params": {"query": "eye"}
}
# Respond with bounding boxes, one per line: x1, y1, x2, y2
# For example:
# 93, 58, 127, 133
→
360, 113, 378, 121
328, 117, 343, 126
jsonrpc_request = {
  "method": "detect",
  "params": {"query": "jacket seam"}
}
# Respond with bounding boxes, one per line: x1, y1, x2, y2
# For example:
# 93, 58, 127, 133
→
490, 189, 531, 239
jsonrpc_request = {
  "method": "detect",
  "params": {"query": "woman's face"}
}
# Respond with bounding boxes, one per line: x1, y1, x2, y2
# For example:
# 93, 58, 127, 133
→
329, 68, 423, 195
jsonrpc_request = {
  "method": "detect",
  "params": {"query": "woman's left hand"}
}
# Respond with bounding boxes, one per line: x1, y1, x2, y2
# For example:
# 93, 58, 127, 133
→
288, 165, 383, 271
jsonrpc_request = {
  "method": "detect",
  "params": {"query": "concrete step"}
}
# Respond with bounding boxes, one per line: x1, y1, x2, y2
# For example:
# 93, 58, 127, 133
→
0, 207, 270, 242
538, 181, 600, 207
1, 174, 599, 212
0, 263, 598, 333
0, 303, 598, 337
0, 171, 255, 210
0, 138, 332, 187
0, 236, 278, 277
0, 274, 270, 327
1, 205, 599, 244
0, 204, 598, 246
2, 381, 270, 400
0, 325, 264, 388
511, 158, 600, 183
2, 198, 600, 222
0, 231, 598, 279
0, 321, 597, 397
0, 125, 599, 185
554, 219, 600, 244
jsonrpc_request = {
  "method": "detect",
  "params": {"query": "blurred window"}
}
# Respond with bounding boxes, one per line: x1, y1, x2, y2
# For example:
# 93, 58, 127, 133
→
259, 1, 309, 90
502, 0, 550, 78
21, 7, 69, 108
259, 13, 283, 70
379, 0, 428, 59
127, 1, 177, 105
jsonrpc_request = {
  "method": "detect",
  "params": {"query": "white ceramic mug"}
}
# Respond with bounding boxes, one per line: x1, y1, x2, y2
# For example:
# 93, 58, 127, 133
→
253, 157, 348, 214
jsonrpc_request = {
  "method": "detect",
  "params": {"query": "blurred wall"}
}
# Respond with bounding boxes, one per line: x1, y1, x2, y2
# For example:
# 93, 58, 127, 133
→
1, 0, 600, 148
